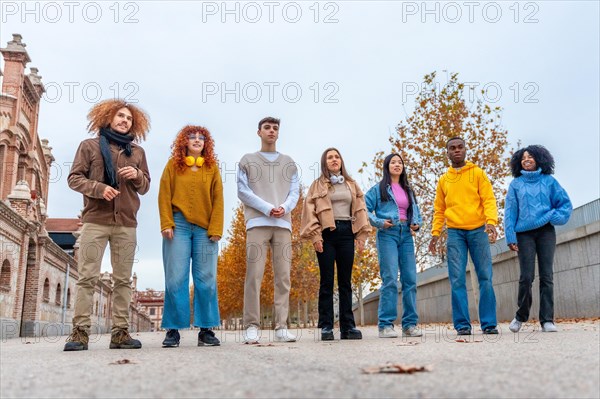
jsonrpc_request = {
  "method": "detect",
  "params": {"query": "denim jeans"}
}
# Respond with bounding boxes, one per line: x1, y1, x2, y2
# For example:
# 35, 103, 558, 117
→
515, 223, 556, 324
162, 212, 220, 329
376, 222, 418, 330
316, 220, 356, 331
447, 226, 497, 331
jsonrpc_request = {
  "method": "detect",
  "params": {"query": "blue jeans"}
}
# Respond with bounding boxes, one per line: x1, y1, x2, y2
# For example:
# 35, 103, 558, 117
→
162, 212, 220, 329
447, 226, 497, 331
376, 223, 418, 330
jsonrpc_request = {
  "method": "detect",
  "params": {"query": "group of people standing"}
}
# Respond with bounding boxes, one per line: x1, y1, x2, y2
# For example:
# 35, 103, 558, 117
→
63, 99, 572, 351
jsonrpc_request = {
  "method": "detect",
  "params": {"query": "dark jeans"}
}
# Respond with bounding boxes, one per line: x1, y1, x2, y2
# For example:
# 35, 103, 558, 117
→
316, 220, 356, 331
515, 223, 556, 324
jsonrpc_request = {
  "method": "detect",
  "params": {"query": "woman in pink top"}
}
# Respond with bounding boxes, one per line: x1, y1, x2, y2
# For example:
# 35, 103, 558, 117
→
365, 153, 423, 338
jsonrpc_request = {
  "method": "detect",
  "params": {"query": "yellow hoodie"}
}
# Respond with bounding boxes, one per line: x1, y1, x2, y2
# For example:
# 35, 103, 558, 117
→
431, 161, 498, 236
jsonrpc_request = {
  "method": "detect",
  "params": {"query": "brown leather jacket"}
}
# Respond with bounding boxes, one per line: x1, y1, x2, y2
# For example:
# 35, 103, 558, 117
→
300, 176, 371, 244
67, 137, 150, 228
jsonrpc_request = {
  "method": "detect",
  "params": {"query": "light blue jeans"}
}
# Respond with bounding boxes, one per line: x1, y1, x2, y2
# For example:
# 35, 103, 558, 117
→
376, 223, 418, 330
447, 226, 497, 331
162, 212, 220, 329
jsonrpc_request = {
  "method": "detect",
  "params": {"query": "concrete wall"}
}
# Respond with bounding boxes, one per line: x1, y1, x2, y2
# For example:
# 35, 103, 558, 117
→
355, 202, 600, 325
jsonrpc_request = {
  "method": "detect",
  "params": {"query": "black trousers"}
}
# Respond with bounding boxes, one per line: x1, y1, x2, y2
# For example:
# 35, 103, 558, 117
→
316, 220, 357, 331
515, 223, 556, 324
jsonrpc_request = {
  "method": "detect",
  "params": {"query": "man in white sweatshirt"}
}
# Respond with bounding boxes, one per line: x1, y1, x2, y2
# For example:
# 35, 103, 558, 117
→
237, 117, 299, 343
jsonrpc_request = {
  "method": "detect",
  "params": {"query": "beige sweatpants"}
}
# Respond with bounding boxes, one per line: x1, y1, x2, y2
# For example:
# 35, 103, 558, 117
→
243, 226, 292, 330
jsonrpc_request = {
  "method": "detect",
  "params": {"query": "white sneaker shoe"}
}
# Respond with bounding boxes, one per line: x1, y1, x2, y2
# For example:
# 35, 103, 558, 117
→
542, 322, 558, 332
378, 326, 398, 338
509, 318, 522, 333
274, 328, 296, 342
402, 326, 423, 337
243, 326, 260, 344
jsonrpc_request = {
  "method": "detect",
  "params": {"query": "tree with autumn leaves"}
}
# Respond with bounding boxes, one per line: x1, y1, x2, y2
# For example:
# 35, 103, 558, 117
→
360, 71, 514, 271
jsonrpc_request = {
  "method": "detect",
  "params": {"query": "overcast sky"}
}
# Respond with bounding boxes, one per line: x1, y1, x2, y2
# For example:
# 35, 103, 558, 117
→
2, 1, 598, 291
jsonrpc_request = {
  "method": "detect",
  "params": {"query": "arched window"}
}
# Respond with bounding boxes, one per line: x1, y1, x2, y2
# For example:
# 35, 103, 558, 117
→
42, 278, 50, 302
55, 283, 62, 306
0, 259, 10, 290
95, 300, 99, 315
66, 288, 71, 309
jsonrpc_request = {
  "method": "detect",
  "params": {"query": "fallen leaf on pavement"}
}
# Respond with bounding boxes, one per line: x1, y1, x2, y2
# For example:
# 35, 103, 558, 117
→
362, 363, 432, 374
455, 339, 483, 343
109, 359, 136, 365
255, 344, 275, 347
397, 341, 420, 346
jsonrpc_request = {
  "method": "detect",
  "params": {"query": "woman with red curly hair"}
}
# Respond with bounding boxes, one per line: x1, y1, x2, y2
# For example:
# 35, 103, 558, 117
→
158, 125, 224, 348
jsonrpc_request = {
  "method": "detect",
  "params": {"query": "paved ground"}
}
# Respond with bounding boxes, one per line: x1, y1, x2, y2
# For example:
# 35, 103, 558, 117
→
1, 321, 599, 398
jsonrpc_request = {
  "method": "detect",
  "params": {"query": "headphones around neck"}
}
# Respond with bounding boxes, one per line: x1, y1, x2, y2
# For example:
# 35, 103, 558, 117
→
330, 175, 345, 185
185, 156, 205, 167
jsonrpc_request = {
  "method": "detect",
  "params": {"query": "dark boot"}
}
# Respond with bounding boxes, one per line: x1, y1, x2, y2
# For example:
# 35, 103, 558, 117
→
110, 328, 142, 349
321, 328, 334, 341
340, 328, 362, 340
162, 329, 180, 348
198, 329, 220, 346
64, 326, 89, 351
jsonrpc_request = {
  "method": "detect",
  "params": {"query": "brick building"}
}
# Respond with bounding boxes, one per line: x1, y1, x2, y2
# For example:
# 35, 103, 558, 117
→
0, 34, 151, 339
135, 287, 165, 332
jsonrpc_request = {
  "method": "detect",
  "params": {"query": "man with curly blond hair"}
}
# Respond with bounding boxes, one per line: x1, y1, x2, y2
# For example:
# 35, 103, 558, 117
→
64, 99, 151, 351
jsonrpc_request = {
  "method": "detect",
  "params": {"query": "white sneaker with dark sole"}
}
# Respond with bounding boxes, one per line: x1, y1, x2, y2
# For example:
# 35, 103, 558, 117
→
402, 326, 423, 337
509, 318, 522, 333
243, 326, 260, 344
274, 328, 296, 342
378, 326, 398, 338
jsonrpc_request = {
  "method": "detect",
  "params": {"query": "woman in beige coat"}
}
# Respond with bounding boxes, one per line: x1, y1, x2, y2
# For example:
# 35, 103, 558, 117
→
300, 148, 371, 341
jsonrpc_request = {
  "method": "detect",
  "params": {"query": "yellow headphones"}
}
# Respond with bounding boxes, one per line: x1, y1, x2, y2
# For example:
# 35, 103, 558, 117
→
185, 156, 205, 167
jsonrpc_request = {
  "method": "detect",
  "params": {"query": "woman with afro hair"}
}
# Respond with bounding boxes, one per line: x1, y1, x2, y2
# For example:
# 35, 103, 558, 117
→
504, 145, 572, 333
158, 125, 224, 347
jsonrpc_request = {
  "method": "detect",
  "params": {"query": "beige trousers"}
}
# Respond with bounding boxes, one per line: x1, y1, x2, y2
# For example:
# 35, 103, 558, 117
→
73, 223, 136, 332
243, 226, 292, 329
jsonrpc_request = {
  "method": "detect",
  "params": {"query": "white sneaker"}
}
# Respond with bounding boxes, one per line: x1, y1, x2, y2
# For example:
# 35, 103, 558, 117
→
509, 318, 522, 333
542, 322, 558, 332
243, 326, 260, 344
274, 328, 296, 342
402, 326, 423, 337
378, 326, 398, 338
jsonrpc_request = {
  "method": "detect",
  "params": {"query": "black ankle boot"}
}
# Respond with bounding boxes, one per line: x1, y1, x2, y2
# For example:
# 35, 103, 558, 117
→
321, 328, 334, 341
341, 328, 362, 340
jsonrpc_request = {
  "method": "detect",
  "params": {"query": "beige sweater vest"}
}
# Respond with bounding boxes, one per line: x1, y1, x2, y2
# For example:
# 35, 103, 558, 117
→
239, 152, 298, 224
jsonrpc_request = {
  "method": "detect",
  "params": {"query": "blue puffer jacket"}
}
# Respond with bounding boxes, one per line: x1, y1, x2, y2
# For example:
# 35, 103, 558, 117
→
365, 183, 422, 229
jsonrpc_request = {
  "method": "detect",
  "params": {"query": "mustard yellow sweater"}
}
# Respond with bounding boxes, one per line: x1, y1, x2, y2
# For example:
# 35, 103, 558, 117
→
158, 159, 224, 237
431, 161, 498, 236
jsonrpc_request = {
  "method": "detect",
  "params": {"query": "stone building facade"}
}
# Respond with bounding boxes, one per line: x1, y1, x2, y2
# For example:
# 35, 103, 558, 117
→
0, 34, 151, 339
135, 288, 165, 332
